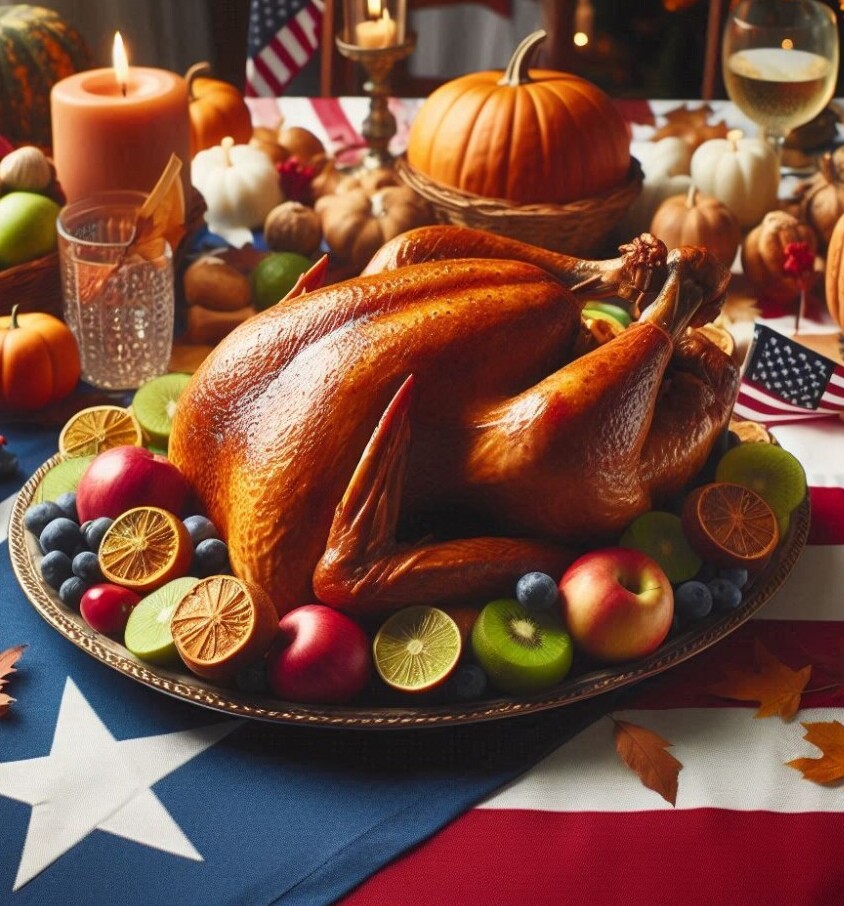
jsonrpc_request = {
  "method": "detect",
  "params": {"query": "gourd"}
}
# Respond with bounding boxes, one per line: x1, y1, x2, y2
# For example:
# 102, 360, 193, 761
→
798, 152, 844, 251
191, 137, 283, 247
650, 186, 741, 268
741, 210, 817, 303
0, 5, 92, 149
690, 130, 780, 229
621, 137, 693, 238
186, 63, 253, 157
824, 212, 844, 328
264, 201, 323, 257
405, 30, 630, 205
0, 304, 80, 411
315, 186, 434, 271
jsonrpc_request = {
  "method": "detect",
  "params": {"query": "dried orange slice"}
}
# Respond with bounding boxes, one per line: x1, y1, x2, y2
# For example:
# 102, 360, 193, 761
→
372, 605, 462, 693
98, 506, 192, 592
170, 575, 278, 682
681, 482, 780, 570
58, 405, 143, 457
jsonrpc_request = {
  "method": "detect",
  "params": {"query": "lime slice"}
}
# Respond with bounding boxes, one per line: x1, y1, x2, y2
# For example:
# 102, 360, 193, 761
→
372, 605, 462, 693
582, 301, 632, 327
582, 308, 627, 334
35, 455, 95, 502
124, 576, 200, 664
131, 372, 192, 449
715, 442, 807, 525
619, 511, 702, 584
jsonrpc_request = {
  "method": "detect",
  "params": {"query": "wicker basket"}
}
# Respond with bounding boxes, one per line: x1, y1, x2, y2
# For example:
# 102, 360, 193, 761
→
0, 188, 207, 321
396, 156, 644, 258
0, 252, 62, 318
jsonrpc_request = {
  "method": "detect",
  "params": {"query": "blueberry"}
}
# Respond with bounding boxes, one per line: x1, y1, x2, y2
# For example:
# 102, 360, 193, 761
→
708, 578, 743, 613
515, 572, 559, 612
82, 517, 113, 553
40, 550, 73, 591
183, 514, 219, 546
694, 561, 718, 583
234, 659, 268, 693
54, 491, 79, 522
39, 518, 84, 557
58, 576, 88, 609
445, 663, 488, 701
717, 566, 749, 590
192, 538, 231, 577
675, 580, 713, 625
24, 501, 64, 537
72, 550, 103, 584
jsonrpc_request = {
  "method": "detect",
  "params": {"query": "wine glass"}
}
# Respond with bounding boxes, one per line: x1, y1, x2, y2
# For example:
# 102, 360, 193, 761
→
722, 0, 840, 156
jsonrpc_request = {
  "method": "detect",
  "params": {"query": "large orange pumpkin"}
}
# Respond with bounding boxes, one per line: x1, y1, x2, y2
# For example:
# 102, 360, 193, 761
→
405, 30, 631, 206
0, 304, 80, 411
186, 62, 253, 157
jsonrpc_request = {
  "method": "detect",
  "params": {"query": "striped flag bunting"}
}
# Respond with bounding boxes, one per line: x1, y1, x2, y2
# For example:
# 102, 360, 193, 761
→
732, 322, 844, 425
245, 0, 325, 97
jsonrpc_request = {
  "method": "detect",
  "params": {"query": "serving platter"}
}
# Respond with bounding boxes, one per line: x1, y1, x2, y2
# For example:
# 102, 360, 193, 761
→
9, 453, 810, 729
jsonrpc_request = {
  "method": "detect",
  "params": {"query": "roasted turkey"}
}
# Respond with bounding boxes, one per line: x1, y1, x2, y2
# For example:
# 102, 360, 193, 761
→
170, 227, 739, 617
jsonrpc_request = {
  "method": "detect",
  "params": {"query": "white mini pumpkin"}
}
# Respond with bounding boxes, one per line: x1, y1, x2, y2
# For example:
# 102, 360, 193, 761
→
621, 137, 693, 237
191, 136, 283, 247
690, 129, 780, 229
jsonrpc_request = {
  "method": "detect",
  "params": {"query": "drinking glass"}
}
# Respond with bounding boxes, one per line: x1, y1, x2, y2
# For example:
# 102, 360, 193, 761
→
57, 191, 175, 391
722, 0, 840, 156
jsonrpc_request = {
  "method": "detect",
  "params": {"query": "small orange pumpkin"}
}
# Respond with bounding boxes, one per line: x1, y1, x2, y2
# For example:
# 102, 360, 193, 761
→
405, 30, 630, 206
186, 62, 253, 157
0, 304, 80, 411
650, 185, 741, 268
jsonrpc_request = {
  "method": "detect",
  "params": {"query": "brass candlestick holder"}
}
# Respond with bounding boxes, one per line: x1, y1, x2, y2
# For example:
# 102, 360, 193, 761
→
335, 33, 416, 170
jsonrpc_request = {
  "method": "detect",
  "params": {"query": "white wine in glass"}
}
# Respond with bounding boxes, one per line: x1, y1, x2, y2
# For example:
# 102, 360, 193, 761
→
722, 0, 840, 154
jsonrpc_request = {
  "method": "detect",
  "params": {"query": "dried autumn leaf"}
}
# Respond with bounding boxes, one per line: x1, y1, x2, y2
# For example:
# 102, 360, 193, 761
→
651, 103, 729, 149
613, 718, 682, 806
0, 644, 26, 718
787, 721, 844, 784
707, 638, 811, 720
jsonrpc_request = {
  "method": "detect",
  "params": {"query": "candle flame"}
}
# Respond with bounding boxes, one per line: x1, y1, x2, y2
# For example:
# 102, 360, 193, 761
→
112, 31, 129, 95
366, 0, 383, 19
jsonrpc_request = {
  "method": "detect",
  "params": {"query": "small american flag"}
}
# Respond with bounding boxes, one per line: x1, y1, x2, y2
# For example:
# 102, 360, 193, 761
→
732, 323, 844, 425
245, 0, 325, 97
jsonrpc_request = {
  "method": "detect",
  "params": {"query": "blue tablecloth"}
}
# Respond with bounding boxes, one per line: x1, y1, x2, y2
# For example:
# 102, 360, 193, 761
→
0, 417, 610, 905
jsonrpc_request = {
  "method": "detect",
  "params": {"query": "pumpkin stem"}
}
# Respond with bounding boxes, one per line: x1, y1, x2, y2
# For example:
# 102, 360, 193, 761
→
185, 61, 212, 101
9, 304, 19, 329
221, 136, 235, 166
497, 29, 546, 87
726, 128, 743, 151
820, 151, 836, 184
685, 184, 698, 209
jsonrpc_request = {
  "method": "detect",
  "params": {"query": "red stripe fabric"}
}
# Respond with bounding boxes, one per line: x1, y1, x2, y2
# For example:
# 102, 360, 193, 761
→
809, 487, 844, 544
341, 809, 844, 906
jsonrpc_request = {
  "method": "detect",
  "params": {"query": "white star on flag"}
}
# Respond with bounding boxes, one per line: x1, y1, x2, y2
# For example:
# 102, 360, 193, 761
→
0, 677, 238, 891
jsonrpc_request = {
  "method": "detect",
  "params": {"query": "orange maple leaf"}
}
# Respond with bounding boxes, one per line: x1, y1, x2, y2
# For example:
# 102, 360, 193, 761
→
787, 721, 844, 785
0, 644, 27, 718
613, 718, 682, 806
707, 638, 811, 720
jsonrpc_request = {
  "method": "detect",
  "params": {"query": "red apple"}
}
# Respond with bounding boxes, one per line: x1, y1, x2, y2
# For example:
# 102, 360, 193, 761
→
267, 604, 371, 704
558, 547, 674, 664
80, 583, 141, 636
76, 445, 190, 523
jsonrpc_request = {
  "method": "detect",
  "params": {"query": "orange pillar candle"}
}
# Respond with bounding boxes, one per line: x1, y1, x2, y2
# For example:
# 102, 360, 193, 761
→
50, 33, 190, 203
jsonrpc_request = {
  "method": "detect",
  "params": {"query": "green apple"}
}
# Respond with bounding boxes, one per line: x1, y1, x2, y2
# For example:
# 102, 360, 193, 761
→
0, 191, 60, 268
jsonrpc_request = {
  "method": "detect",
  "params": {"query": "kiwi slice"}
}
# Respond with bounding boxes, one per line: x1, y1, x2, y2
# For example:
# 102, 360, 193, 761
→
124, 575, 200, 665
715, 442, 807, 526
131, 372, 192, 450
35, 455, 95, 502
471, 598, 573, 695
